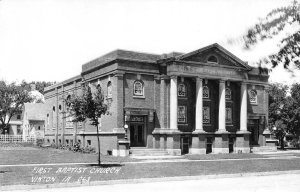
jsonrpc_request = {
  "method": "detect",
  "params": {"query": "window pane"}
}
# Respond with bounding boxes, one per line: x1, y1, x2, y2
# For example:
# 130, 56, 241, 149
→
134, 81, 144, 96
203, 107, 210, 124
178, 83, 186, 97
178, 106, 187, 123
203, 86, 209, 99
226, 107, 232, 123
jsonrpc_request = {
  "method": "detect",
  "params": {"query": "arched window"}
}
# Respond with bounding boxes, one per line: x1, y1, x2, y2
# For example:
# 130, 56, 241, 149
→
203, 86, 209, 99
133, 80, 144, 96
107, 81, 112, 98
59, 105, 62, 111
65, 95, 73, 128
178, 83, 186, 97
46, 114, 49, 126
249, 89, 257, 104
207, 55, 218, 63
66, 95, 71, 109
225, 88, 231, 100
52, 106, 56, 128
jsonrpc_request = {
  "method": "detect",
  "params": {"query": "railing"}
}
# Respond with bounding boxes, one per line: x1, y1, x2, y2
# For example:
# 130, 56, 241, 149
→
0, 135, 36, 143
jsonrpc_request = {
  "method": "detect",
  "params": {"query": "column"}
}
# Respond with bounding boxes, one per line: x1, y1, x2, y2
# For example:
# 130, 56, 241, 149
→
218, 80, 226, 131
195, 77, 203, 131
160, 77, 165, 128
170, 76, 178, 130
240, 82, 247, 131
235, 82, 250, 153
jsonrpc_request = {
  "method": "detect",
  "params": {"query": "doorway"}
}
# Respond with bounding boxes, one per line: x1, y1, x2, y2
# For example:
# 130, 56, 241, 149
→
129, 123, 145, 147
248, 119, 259, 146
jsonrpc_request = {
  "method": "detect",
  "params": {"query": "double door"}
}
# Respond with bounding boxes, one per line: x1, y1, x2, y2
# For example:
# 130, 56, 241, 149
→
129, 123, 145, 147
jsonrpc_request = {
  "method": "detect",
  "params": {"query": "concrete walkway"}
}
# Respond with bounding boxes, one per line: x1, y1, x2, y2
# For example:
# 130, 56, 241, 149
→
1, 152, 300, 167
3, 170, 300, 191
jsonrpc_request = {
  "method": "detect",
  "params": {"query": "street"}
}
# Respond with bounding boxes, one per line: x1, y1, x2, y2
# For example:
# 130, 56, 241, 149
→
12, 172, 300, 192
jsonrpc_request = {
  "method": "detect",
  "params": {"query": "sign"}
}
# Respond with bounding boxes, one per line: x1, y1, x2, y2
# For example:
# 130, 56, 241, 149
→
130, 116, 144, 122
168, 63, 244, 79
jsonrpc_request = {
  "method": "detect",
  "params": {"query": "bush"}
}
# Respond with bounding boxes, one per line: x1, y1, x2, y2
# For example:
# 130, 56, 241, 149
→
82, 146, 96, 153
36, 139, 44, 147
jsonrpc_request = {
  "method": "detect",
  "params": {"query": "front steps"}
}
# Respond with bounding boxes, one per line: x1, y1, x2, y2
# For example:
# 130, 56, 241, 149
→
251, 146, 277, 153
130, 147, 170, 156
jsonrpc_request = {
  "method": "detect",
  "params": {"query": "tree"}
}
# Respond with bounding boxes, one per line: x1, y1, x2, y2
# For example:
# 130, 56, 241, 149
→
0, 81, 32, 134
268, 83, 300, 148
65, 84, 109, 165
20, 80, 56, 94
289, 83, 300, 137
232, 0, 300, 69
268, 83, 290, 149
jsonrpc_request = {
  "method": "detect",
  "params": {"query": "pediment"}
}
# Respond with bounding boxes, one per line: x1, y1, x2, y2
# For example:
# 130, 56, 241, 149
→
177, 43, 251, 70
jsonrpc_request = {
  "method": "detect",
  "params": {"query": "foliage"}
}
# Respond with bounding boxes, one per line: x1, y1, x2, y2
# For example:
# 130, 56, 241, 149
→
232, 0, 300, 69
65, 84, 109, 164
47, 142, 96, 154
268, 83, 300, 148
20, 80, 56, 94
0, 81, 33, 134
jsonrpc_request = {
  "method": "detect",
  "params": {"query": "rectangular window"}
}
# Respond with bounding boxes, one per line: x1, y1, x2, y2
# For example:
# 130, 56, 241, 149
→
17, 115, 21, 120
66, 139, 69, 145
203, 107, 210, 124
17, 125, 21, 135
226, 107, 232, 124
87, 140, 91, 145
178, 106, 187, 123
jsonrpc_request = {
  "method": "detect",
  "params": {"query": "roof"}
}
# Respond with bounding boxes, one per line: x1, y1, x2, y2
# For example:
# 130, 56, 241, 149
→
82, 49, 163, 72
45, 43, 254, 91
178, 43, 252, 69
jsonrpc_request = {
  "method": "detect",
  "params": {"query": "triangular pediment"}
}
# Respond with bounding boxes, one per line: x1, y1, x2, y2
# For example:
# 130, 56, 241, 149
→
177, 43, 251, 70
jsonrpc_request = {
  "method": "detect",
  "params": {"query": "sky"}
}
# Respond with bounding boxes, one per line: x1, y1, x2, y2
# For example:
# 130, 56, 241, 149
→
0, 0, 299, 85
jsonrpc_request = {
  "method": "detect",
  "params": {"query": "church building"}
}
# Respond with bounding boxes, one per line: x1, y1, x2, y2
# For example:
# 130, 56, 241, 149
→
44, 43, 269, 156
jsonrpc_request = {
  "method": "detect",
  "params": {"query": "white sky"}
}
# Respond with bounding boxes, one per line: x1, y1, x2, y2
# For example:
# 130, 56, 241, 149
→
0, 0, 299, 85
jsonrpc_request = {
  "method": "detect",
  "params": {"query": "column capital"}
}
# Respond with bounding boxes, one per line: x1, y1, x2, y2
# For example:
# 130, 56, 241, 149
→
170, 75, 178, 80
114, 72, 125, 77
238, 81, 248, 86
195, 76, 203, 81
219, 79, 226, 83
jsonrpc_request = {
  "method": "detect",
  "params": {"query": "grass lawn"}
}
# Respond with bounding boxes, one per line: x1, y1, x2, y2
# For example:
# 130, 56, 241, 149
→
2, 146, 300, 187
2, 158, 300, 186
185, 153, 265, 160
0, 146, 137, 165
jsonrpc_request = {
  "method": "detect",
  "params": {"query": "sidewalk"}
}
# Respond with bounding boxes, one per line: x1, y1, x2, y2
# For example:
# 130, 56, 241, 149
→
2, 170, 300, 191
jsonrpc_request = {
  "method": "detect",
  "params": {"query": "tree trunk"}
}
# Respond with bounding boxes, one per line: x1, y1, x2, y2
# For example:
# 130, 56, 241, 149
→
96, 123, 101, 165
280, 137, 285, 150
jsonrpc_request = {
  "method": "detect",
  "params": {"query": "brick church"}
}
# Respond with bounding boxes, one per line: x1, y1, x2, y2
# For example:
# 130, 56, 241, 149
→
44, 43, 269, 156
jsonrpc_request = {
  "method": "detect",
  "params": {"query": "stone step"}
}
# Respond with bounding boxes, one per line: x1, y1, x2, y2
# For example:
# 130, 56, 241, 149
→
130, 147, 170, 156
251, 146, 277, 153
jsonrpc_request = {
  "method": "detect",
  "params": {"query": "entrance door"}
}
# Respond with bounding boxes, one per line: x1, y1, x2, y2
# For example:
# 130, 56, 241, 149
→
129, 124, 145, 147
248, 119, 259, 145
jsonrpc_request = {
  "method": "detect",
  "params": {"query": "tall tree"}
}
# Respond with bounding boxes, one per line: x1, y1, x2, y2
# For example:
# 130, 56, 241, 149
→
232, 0, 300, 69
0, 81, 32, 134
66, 84, 109, 165
289, 83, 300, 137
268, 83, 290, 149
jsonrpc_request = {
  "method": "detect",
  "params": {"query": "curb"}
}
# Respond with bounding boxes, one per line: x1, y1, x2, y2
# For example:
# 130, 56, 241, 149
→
2, 170, 300, 191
